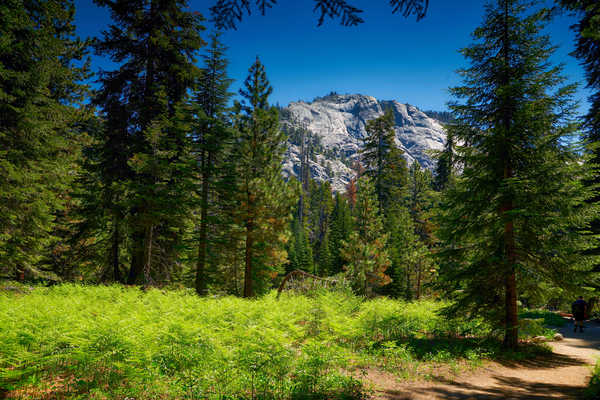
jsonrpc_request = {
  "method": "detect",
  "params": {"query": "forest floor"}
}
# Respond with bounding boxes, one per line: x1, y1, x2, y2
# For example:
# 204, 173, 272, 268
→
369, 320, 600, 399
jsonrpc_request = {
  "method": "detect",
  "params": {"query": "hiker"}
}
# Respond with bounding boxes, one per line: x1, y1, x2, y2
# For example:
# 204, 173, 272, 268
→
572, 296, 587, 333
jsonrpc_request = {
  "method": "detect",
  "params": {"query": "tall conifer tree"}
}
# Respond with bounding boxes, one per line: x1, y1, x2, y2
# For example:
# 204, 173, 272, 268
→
561, 0, 600, 273
232, 57, 294, 297
361, 109, 408, 213
93, 0, 204, 285
0, 0, 89, 280
191, 32, 234, 295
341, 177, 391, 297
438, 0, 596, 348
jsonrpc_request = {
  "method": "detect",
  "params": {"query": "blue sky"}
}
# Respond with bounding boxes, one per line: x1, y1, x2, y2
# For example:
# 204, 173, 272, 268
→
74, 0, 590, 113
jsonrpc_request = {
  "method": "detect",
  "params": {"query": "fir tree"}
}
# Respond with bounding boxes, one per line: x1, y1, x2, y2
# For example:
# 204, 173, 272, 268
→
191, 32, 234, 295
0, 0, 89, 280
232, 57, 294, 297
381, 204, 431, 299
407, 162, 436, 246
437, 0, 596, 348
361, 108, 408, 213
433, 130, 455, 191
93, 0, 204, 285
328, 193, 353, 275
561, 0, 600, 274
341, 177, 391, 297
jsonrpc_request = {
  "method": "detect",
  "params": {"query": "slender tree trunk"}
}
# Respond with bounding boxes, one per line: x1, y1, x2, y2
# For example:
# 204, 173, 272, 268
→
143, 224, 155, 287
196, 150, 211, 295
405, 265, 411, 300
502, 175, 519, 349
416, 260, 422, 300
500, 0, 518, 350
127, 229, 144, 284
244, 217, 254, 298
111, 217, 121, 282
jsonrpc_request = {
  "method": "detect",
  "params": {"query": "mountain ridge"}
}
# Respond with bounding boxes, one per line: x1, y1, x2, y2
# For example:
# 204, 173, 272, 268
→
280, 93, 447, 192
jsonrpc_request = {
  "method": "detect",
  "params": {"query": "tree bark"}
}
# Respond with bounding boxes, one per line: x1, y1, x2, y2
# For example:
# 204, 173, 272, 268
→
502, 192, 519, 349
143, 224, 154, 287
416, 260, 422, 300
500, 0, 519, 350
111, 216, 121, 282
127, 230, 144, 284
243, 217, 254, 298
196, 150, 211, 296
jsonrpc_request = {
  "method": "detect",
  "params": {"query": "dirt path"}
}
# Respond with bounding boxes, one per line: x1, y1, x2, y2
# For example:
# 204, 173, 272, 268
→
371, 321, 600, 399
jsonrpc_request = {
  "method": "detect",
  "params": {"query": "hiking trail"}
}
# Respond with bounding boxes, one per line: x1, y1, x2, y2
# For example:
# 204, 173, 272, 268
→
370, 321, 600, 399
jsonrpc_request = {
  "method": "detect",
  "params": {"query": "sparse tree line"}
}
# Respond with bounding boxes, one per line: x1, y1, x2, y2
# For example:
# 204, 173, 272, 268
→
0, 0, 599, 349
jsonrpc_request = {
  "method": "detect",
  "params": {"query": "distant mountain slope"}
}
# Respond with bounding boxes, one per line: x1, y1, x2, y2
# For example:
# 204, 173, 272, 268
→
280, 93, 446, 192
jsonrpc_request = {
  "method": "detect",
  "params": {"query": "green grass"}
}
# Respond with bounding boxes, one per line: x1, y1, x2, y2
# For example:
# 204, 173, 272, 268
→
519, 310, 567, 328
0, 284, 547, 399
586, 359, 600, 399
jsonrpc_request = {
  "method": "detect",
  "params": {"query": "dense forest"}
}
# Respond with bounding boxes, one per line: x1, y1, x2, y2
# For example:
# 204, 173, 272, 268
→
1, 0, 599, 356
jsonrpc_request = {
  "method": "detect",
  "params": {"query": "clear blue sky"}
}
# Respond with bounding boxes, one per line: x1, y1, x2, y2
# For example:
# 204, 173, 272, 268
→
74, 0, 590, 113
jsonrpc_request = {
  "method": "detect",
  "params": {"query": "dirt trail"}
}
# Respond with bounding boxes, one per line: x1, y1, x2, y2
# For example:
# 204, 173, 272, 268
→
371, 321, 600, 399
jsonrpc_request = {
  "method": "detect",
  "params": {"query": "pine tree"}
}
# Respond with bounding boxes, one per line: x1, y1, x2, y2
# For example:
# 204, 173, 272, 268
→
560, 0, 600, 274
437, 0, 596, 349
328, 193, 353, 275
407, 162, 436, 246
361, 109, 408, 213
191, 32, 234, 295
0, 0, 89, 280
341, 177, 391, 297
232, 57, 294, 297
381, 204, 431, 299
433, 130, 455, 191
93, 0, 204, 285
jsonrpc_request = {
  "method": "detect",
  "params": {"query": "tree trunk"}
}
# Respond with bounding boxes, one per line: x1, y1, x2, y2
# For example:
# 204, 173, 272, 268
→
416, 260, 422, 300
503, 199, 519, 349
143, 224, 154, 287
500, 0, 518, 350
243, 217, 254, 298
127, 230, 144, 284
111, 217, 121, 282
196, 151, 211, 296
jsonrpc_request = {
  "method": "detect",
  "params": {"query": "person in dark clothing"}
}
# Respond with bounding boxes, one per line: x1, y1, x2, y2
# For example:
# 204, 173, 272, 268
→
572, 296, 587, 333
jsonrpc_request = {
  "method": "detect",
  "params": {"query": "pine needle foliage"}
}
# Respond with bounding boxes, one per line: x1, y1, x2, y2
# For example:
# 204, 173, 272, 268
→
0, 0, 90, 280
437, 0, 598, 348
210, 0, 428, 29
231, 57, 295, 297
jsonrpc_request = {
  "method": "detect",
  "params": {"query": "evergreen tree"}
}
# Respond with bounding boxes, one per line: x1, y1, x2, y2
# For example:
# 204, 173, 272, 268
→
437, 0, 596, 348
361, 109, 408, 213
232, 57, 294, 297
328, 193, 353, 275
191, 32, 234, 295
560, 0, 600, 274
93, 0, 204, 285
0, 0, 89, 280
381, 204, 431, 299
433, 130, 455, 191
287, 215, 314, 273
341, 177, 391, 297
407, 162, 436, 246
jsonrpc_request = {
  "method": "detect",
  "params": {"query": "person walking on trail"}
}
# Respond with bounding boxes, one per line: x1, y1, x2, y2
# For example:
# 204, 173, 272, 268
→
572, 296, 587, 333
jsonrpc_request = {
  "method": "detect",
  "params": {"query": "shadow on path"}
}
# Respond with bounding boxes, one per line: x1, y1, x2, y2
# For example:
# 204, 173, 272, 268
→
378, 375, 584, 399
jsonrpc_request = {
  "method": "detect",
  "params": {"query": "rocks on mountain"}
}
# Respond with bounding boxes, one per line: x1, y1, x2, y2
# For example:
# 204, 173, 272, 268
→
280, 93, 446, 192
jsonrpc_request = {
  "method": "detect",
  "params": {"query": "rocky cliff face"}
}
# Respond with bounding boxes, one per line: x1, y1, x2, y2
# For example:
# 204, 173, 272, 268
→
280, 93, 446, 192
